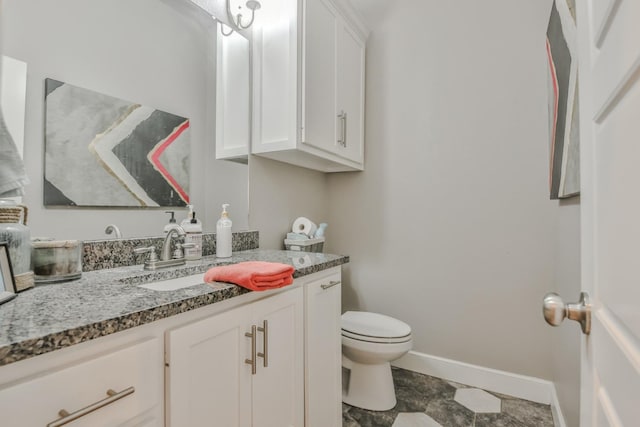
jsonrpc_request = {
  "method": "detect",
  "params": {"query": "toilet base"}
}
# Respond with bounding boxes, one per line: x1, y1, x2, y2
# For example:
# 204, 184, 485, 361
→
342, 356, 396, 411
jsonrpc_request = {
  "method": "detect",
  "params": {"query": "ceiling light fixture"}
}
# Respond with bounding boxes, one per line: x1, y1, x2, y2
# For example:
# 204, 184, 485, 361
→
221, 0, 262, 36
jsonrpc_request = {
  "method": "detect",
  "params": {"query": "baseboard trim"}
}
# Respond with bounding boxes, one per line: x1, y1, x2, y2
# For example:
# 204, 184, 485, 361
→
549, 385, 567, 427
393, 350, 565, 427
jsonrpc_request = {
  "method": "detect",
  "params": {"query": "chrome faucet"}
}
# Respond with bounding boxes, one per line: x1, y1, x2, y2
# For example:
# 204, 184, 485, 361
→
161, 224, 185, 261
134, 224, 192, 270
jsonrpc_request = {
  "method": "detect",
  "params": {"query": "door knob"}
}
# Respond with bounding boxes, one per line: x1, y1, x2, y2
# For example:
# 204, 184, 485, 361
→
542, 291, 591, 335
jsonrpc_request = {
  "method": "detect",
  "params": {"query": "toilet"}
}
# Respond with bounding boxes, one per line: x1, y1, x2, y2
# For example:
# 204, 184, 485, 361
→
341, 311, 412, 411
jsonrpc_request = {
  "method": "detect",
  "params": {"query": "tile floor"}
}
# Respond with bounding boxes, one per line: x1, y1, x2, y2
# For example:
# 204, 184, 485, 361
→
342, 367, 555, 427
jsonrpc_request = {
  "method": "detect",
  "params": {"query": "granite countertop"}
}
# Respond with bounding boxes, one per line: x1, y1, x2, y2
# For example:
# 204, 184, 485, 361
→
0, 249, 349, 366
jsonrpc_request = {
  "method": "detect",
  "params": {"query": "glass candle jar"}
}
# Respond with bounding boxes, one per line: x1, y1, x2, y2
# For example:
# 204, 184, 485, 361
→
0, 199, 33, 290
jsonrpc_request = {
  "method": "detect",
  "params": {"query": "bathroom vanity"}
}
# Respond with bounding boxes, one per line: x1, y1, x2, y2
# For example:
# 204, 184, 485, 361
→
0, 249, 347, 427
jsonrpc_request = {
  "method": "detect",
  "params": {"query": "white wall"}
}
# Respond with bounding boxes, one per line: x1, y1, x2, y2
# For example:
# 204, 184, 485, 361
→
326, 0, 559, 380
249, 155, 328, 249
1, 0, 249, 240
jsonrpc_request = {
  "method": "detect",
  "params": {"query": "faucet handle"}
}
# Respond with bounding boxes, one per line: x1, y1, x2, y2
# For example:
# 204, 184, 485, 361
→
134, 246, 158, 262
173, 243, 195, 259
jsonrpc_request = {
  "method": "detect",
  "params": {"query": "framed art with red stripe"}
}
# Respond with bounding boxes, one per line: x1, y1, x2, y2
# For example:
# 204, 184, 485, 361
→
546, 0, 580, 200
43, 78, 191, 207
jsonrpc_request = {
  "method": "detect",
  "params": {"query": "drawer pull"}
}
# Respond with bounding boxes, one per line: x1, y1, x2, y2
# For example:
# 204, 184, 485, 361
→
245, 325, 257, 375
321, 280, 341, 290
47, 386, 135, 427
257, 320, 268, 368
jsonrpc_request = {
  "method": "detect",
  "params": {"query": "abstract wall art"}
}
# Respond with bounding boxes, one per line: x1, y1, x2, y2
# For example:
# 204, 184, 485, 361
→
546, 0, 580, 199
44, 78, 191, 207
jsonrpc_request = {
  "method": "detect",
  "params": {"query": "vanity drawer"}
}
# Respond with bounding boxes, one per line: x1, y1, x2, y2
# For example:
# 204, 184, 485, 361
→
0, 337, 163, 427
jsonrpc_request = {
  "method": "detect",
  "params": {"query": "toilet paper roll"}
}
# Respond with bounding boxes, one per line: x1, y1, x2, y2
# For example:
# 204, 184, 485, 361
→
292, 217, 317, 237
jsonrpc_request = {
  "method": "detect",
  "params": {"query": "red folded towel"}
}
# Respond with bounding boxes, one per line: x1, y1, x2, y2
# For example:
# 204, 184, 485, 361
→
204, 261, 295, 291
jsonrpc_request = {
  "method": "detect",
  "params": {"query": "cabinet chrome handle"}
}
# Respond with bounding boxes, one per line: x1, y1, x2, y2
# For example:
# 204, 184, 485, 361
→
342, 112, 347, 148
321, 280, 341, 290
337, 111, 347, 147
257, 320, 268, 368
47, 387, 135, 427
245, 325, 257, 375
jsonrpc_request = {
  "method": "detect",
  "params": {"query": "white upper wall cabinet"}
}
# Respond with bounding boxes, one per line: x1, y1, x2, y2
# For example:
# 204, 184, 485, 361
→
253, 0, 368, 172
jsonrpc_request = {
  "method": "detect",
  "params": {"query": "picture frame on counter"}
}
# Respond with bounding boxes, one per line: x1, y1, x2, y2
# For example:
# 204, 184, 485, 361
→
0, 242, 18, 305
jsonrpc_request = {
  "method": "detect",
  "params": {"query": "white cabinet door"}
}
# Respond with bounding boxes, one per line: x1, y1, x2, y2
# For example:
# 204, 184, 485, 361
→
302, 0, 365, 168
251, 287, 304, 427
166, 304, 252, 427
576, 0, 640, 425
0, 337, 163, 427
302, 0, 338, 155
216, 23, 251, 161
304, 270, 342, 427
166, 287, 303, 427
336, 22, 365, 165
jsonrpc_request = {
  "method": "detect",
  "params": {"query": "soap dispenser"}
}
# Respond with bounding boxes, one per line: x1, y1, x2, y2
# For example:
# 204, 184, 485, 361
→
164, 211, 177, 233
181, 205, 202, 260
216, 204, 232, 258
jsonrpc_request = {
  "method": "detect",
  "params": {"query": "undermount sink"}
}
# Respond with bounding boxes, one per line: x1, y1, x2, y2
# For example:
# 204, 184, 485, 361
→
138, 273, 206, 292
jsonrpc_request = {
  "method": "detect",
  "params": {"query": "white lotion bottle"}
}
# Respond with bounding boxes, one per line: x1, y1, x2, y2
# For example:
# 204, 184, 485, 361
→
216, 204, 232, 258
181, 205, 202, 260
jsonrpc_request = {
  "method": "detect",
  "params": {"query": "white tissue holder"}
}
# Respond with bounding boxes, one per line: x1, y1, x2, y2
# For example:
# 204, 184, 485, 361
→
284, 237, 325, 252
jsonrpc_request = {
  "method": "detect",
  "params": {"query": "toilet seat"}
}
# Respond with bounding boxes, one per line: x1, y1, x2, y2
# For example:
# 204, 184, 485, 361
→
342, 330, 411, 344
341, 311, 412, 344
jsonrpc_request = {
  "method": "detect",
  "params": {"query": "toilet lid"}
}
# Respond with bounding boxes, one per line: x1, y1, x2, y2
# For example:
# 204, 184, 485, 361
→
341, 311, 411, 339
